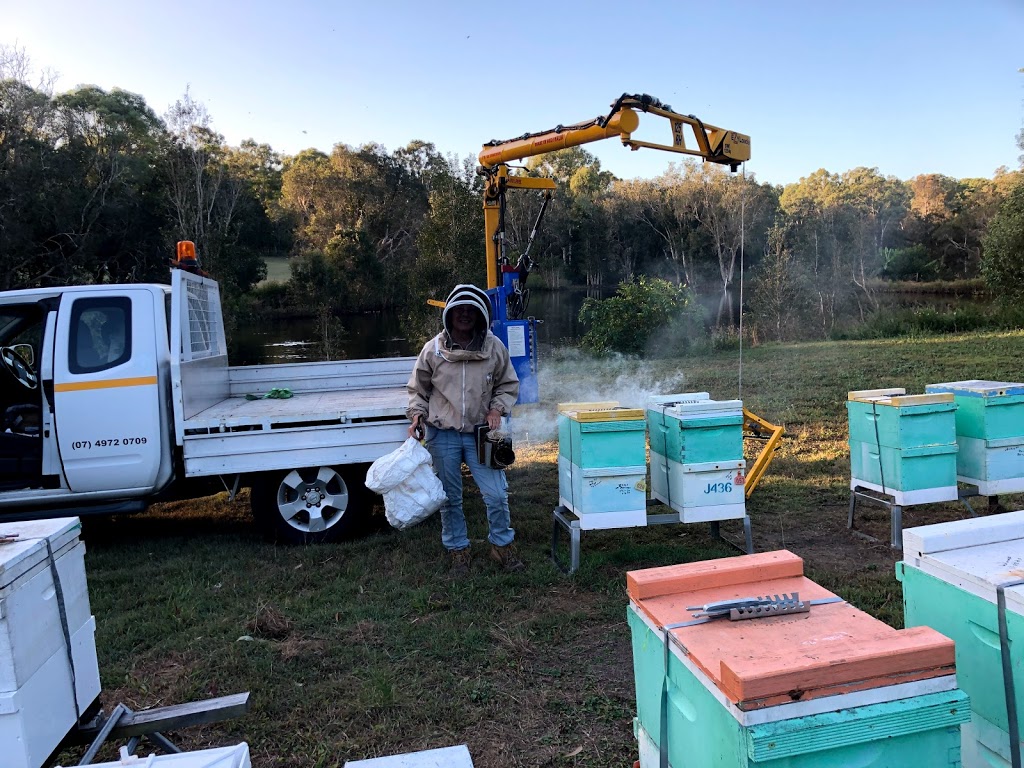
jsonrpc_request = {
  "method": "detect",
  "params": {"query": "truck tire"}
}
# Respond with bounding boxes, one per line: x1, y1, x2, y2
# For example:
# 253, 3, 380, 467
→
251, 465, 370, 544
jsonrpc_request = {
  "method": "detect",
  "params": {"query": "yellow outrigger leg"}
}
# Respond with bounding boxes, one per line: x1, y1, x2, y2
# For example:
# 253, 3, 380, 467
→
743, 409, 784, 498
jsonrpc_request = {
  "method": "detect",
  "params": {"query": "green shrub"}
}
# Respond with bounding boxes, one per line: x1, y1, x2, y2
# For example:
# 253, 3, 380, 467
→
880, 245, 940, 282
578, 277, 696, 356
835, 304, 1024, 340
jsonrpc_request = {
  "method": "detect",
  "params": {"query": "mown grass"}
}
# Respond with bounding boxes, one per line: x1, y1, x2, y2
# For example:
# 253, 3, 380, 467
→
56, 330, 1024, 766
261, 256, 291, 284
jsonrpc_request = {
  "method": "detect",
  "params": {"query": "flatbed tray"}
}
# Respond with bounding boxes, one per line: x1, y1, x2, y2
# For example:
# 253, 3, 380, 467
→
183, 387, 408, 431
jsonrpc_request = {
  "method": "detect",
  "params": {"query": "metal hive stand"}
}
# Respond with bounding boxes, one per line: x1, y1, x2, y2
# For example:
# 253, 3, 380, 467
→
551, 501, 753, 575
847, 484, 988, 550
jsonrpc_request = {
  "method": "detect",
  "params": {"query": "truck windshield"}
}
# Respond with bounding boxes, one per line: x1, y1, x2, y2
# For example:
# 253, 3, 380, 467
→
0, 308, 44, 361
0, 314, 22, 344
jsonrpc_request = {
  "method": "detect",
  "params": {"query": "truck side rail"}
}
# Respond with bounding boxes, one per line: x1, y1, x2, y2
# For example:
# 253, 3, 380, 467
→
227, 357, 415, 397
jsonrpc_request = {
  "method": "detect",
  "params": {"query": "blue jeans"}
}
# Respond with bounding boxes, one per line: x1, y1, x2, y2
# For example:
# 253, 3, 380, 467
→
424, 426, 514, 551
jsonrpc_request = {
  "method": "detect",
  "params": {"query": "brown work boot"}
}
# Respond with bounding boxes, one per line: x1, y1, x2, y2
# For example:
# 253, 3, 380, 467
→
448, 547, 471, 577
489, 542, 525, 573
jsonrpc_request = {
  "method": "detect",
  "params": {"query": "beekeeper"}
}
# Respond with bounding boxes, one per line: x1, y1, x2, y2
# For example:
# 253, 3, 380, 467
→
406, 284, 523, 576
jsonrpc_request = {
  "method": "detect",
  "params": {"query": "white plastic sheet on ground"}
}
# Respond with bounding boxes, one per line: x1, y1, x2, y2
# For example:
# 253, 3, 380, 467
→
365, 437, 446, 530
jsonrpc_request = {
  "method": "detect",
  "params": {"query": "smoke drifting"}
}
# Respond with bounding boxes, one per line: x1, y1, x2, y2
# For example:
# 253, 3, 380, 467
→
510, 348, 690, 445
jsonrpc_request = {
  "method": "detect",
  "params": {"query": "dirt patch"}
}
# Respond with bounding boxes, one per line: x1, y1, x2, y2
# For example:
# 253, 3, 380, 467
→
247, 602, 293, 639
276, 636, 326, 660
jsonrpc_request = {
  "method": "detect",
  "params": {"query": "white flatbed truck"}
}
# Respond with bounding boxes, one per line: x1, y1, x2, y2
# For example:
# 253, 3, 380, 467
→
0, 269, 414, 542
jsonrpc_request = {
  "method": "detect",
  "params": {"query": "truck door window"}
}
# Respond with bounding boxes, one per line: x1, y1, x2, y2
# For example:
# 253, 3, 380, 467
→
69, 297, 132, 373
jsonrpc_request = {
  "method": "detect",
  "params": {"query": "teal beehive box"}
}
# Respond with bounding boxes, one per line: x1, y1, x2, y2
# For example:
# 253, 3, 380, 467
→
847, 388, 957, 448
848, 440, 958, 496
899, 512, 1024, 763
925, 380, 1024, 495
557, 403, 648, 529
627, 551, 968, 768
647, 394, 743, 464
645, 392, 710, 458
847, 389, 958, 505
557, 402, 646, 468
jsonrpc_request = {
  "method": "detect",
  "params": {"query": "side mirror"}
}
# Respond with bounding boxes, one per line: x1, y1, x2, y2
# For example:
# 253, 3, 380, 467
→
10, 343, 34, 368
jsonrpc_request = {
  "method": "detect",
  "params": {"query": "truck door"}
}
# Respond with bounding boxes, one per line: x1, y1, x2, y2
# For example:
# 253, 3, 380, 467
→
52, 290, 163, 493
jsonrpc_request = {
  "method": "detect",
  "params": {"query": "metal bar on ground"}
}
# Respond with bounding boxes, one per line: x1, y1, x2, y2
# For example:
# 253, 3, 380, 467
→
78, 703, 128, 765
71, 693, 250, 744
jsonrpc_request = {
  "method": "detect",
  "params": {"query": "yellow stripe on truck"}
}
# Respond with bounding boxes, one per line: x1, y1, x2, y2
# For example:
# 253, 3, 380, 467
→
54, 376, 158, 392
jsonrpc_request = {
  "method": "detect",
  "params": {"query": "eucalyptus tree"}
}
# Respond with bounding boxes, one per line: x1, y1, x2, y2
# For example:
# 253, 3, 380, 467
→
780, 169, 855, 336
413, 152, 484, 299
901, 173, 1019, 279
51, 86, 167, 283
688, 164, 776, 324
837, 167, 909, 310
0, 79, 59, 288
749, 223, 811, 342
223, 140, 291, 274
981, 179, 1024, 305
616, 171, 704, 289
521, 147, 615, 288
280, 148, 337, 248
163, 90, 266, 295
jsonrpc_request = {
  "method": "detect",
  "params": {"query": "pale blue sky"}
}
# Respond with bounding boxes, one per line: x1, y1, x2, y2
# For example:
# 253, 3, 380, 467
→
3, 0, 1022, 186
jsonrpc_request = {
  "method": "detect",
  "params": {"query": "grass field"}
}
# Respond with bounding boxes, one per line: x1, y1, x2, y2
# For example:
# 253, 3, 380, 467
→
262, 256, 292, 284
57, 330, 1024, 767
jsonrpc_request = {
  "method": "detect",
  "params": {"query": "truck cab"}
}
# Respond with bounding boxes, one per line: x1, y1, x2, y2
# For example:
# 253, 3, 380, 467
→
1, 284, 174, 505
0, 272, 413, 542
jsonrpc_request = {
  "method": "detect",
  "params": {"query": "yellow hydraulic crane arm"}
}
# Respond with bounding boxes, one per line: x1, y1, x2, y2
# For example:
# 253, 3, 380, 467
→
477, 93, 750, 290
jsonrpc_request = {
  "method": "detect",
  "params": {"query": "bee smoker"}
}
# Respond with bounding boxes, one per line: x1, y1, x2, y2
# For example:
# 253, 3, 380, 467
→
474, 424, 516, 470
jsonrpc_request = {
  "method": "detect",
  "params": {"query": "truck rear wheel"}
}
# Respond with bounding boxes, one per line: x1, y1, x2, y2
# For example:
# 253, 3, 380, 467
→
252, 465, 369, 544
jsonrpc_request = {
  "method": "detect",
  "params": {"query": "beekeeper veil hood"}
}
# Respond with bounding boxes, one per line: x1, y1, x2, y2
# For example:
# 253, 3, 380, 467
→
442, 284, 490, 337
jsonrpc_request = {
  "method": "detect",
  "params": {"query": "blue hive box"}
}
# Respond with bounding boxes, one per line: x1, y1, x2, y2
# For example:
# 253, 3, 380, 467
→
925, 380, 1024, 495
557, 402, 648, 529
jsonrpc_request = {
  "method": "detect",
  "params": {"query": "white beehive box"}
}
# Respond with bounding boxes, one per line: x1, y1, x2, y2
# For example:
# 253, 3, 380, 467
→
0, 517, 101, 768
345, 745, 474, 766
61, 743, 252, 767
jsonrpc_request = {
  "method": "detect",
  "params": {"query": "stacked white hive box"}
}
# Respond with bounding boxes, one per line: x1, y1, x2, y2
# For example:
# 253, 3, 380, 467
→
925, 380, 1024, 496
646, 393, 746, 523
0, 517, 101, 768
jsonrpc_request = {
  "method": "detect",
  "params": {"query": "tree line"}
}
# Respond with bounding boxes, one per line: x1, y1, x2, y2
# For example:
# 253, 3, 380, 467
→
3, 47, 1023, 344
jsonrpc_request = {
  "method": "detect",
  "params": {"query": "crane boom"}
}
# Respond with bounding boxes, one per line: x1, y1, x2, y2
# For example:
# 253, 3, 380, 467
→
479, 109, 641, 168
479, 94, 749, 291
474, 93, 750, 407
479, 96, 750, 172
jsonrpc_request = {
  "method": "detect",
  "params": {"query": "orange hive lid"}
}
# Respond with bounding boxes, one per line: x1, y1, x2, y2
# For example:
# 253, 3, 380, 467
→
627, 550, 954, 710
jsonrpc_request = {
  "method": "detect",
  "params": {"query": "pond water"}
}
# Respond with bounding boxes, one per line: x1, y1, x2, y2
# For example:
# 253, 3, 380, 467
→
229, 288, 602, 365
228, 288, 986, 366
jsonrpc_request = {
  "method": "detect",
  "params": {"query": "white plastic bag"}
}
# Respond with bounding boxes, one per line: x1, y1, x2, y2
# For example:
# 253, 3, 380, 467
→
365, 437, 447, 530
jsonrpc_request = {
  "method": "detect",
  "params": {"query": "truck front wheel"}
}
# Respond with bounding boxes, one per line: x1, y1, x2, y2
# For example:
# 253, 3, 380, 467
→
252, 465, 368, 544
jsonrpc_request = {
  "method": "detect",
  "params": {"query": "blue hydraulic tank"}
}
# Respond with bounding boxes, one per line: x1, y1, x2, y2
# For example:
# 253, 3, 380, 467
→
487, 281, 539, 405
